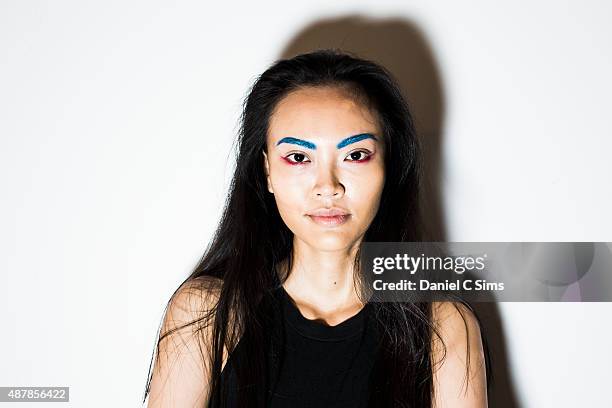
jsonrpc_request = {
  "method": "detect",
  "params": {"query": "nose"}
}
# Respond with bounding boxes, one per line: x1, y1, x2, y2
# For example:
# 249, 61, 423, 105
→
313, 165, 345, 198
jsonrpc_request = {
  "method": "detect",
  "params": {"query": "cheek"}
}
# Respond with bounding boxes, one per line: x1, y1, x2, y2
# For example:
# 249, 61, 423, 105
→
269, 169, 308, 217
346, 166, 385, 214
347, 167, 385, 228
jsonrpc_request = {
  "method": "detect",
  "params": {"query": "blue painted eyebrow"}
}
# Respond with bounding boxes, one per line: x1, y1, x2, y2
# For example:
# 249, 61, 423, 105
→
275, 137, 316, 150
336, 133, 377, 149
275, 133, 377, 150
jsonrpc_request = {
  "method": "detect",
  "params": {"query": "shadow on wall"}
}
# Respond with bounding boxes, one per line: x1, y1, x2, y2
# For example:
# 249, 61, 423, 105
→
278, 15, 522, 408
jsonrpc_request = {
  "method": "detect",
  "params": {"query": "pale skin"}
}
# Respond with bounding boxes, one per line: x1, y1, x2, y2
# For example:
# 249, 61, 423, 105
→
146, 86, 488, 407
263, 86, 386, 321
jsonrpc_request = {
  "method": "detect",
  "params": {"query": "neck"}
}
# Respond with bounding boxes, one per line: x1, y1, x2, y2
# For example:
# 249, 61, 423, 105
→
280, 236, 364, 313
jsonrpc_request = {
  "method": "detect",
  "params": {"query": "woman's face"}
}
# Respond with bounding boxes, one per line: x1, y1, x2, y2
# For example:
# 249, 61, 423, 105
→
263, 86, 385, 251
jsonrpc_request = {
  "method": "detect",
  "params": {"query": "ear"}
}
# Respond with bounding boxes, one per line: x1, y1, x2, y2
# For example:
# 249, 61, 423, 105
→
262, 150, 274, 194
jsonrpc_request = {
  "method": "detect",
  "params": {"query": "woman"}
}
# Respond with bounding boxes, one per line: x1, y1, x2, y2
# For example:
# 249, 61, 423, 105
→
143, 49, 491, 407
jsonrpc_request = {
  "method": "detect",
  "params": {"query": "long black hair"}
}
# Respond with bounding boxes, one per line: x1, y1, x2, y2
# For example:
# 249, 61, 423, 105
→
143, 48, 492, 407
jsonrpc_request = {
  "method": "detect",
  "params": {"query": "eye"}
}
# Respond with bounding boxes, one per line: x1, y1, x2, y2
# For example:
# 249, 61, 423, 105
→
345, 150, 372, 162
284, 152, 311, 164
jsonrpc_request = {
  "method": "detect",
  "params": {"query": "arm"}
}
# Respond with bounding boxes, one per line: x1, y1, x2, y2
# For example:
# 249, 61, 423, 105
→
146, 277, 223, 408
431, 301, 488, 408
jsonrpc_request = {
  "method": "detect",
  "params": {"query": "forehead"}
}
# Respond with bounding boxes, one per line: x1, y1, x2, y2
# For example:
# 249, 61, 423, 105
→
268, 86, 380, 144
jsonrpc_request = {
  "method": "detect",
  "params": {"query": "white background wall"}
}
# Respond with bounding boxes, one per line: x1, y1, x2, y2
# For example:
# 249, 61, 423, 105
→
1, 1, 611, 407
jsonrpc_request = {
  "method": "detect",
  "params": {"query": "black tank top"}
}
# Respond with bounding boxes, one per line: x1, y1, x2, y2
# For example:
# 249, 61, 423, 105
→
216, 285, 382, 407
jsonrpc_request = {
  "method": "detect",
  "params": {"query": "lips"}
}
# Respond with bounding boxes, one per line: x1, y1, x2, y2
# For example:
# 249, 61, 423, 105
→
305, 207, 351, 227
307, 207, 349, 217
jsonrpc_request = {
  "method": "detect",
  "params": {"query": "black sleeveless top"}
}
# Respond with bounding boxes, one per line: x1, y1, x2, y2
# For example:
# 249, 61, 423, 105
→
215, 285, 383, 408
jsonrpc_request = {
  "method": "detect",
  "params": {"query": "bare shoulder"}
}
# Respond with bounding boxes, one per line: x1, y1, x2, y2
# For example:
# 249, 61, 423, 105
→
430, 301, 488, 408
166, 276, 223, 325
146, 276, 224, 408
431, 301, 482, 349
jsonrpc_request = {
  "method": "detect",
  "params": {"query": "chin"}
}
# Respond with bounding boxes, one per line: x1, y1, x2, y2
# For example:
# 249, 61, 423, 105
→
305, 233, 356, 252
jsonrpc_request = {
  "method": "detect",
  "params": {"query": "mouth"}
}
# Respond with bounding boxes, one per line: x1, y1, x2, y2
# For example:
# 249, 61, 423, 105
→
306, 214, 351, 227
305, 209, 351, 227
